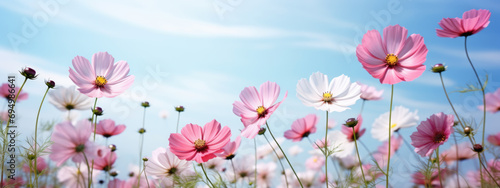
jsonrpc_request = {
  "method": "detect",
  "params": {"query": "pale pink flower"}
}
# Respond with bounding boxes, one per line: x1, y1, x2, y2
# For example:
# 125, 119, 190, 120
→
357, 82, 384, 101
372, 106, 419, 141
488, 131, 500, 146
478, 88, 500, 113
296, 72, 361, 112
328, 119, 336, 129
373, 136, 403, 167
410, 112, 454, 157
356, 24, 428, 84
69, 51, 135, 98
58, 165, 100, 188
336, 155, 359, 170
107, 179, 130, 188
341, 114, 366, 142
284, 114, 318, 142
288, 145, 303, 156
0, 177, 24, 188
169, 119, 231, 163
0, 83, 28, 101
233, 81, 287, 139
205, 157, 226, 171
48, 85, 92, 111
93, 146, 117, 171
226, 156, 255, 184
49, 120, 97, 166
215, 136, 241, 159
0, 111, 8, 124
256, 162, 277, 188
305, 155, 325, 171
440, 142, 477, 165
22, 157, 48, 174
436, 9, 491, 38
146, 147, 193, 180
94, 119, 126, 138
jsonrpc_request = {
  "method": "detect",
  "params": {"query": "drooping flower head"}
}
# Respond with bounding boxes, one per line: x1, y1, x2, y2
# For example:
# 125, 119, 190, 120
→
356, 24, 428, 84
0, 83, 28, 101
297, 72, 361, 112
357, 82, 384, 101
50, 120, 97, 166
215, 136, 241, 159
146, 147, 193, 180
436, 9, 491, 38
48, 86, 92, 111
94, 119, 126, 138
169, 119, 231, 163
284, 114, 318, 142
233, 81, 287, 139
69, 52, 135, 98
410, 112, 455, 157
478, 87, 500, 113
371, 106, 419, 141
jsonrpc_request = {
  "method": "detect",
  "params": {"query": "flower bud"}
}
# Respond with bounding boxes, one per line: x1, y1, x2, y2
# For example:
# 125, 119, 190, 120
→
108, 144, 117, 152
20, 67, 37, 79
138, 128, 146, 134
473, 144, 483, 153
258, 127, 266, 135
142, 157, 148, 162
93, 107, 103, 116
27, 154, 36, 160
175, 105, 185, 112
464, 126, 473, 136
141, 101, 150, 108
45, 80, 55, 89
344, 118, 358, 128
110, 171, 118, 177
431, 64, 446, 73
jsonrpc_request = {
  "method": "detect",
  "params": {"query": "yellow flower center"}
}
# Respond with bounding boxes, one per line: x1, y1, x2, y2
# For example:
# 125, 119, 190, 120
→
323, 92, 333, 103
391, 123, 397, 129
256, 106, 266, 116
313, 158, 318, 162
385, 54, 398, 66
95, 76, 107, 87
194, 139, 207, 151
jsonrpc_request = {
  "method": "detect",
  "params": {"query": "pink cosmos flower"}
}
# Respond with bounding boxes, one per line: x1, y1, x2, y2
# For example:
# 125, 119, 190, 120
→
93, 146, 117, 171
410, 112, 454, 157
69, 52, 135, 98
488, 131, 500, 146
0, 177, 24, 188
341, 114, 366, 142
284, 114, 317, 142
357, 82, 384, 101
0, 83, 28, 101
58, 165, 100, 188
305, 155, 325, 171
169, 119, 231, 163
22, 157, 48, 174
50, 120, 97, 166
440, 142, 477, 165
226, 156, 255, 184
373, 136, 403, 167
256, 162, 277, 188
215, 136, 241, 159
478, 88, 500, 113
94, 119, 126, 138
233, 81, 287, 139
356, 24, 428, 84
436, 9, 491, 38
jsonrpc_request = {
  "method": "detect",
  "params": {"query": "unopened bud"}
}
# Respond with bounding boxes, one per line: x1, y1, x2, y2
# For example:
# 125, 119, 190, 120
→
20, 67, 37, 79
138, 128, 146, 134
45, 80, 55, 89
464, 126, 473, 136
344, 118, 358, 128
175, 105, 185, 112
473, 144, 483, 153
141, 101, 150, 108
93, 107, 103, 116
431, 64, 446, 73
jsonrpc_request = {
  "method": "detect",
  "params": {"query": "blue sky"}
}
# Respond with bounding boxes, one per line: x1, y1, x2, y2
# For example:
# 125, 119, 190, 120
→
1, 0, 500, 186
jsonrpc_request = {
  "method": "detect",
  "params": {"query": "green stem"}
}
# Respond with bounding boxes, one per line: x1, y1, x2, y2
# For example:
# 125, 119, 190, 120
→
230, 159, 238, 187
254, 138, 257, 188
452, 134, 460, 187
89, 98, 98, 188
137, 106, 147, 187
1, 77, 27, 185
353, 127, 367, 186
82, 152, 92, 188
263, 134, 289, 188
176, 112, 181, 133
265, 122, 303, 188
386, 84, 394, 188
33, 87, 50, 187
200, 163, 216, 188
142, 161, 151, 188
324, 111, 329, 188
436, 147, 443, 188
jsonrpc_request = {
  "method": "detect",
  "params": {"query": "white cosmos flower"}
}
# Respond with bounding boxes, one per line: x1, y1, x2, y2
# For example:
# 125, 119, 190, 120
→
371, 106, 419, 141
48, 85, 93, 111
145, 147, 193, 179
297, 72, 361, 112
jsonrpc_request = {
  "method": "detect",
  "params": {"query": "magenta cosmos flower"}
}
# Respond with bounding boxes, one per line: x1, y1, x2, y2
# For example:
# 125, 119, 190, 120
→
69, 52, 135, 98
94, 119, 126, 138
50, 120, 97, 166
284, 114, 317, 142
488, 132, 500, 146
0, 83, 28, 101
215, 136, 241, 159
410, 112, 454, 157
169, 119, 231, 163
356, 25, 428, 84
478, 87, 500, 113
436, 9, 491, 38
233, 81, 287, 139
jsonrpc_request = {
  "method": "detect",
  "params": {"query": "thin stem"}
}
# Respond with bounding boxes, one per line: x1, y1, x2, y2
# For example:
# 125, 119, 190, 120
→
265, 122, 304, 188
33, 87, 50, 187
478, 153, 500, 187
452, 134, 460, 187
82, 152, 92, 188
176, 112, 181, 133
263, 134, 289, 188
358, 140, 376, 162
137, 106, 148, 187
324, 111, 329, 188
1, 77, 27, 185
200, 163, 216, 188
386, 84, 394, 188
438, 73, 465, 128
436, 147, 443, 188
89, 98, 98, 188
352, 127, 367, 186
254, 138, 257, 188
359, 99, 366, 115
230, 159, 238, 188
142, 161, 151, 188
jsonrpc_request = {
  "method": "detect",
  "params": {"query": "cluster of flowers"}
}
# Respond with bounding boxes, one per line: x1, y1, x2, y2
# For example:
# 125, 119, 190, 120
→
0, 8, 499, 188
